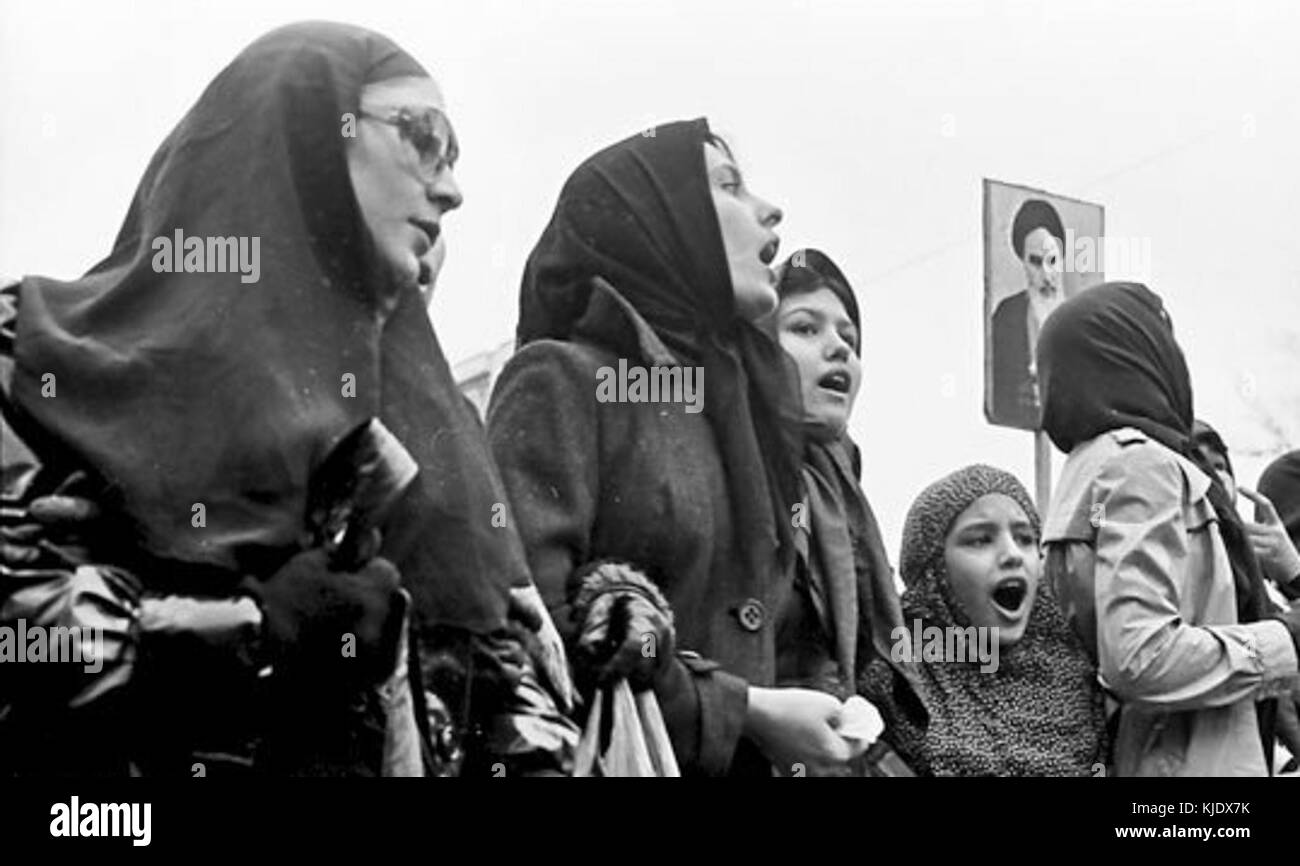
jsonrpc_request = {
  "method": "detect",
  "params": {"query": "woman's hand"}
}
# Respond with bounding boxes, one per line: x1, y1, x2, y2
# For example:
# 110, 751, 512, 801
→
744, 687, 868, 775
2, 471, 104, 568
239, 548, 407, 688
570, 562, 676, 693
1239, 487, 1300, 587
575, 588, 675, 691
509, 583, 576, 713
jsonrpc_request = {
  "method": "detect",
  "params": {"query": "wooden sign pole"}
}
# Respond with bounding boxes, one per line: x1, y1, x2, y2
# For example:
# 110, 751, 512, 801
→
1034, 430, 1052, 516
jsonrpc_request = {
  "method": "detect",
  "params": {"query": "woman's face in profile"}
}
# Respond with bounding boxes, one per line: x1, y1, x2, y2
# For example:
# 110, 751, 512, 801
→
703, 141, 783, 321
348, 75, 463, 296
1196, 442, 1237, 503
943, 493, 1041, 646
777, 287, 861, 435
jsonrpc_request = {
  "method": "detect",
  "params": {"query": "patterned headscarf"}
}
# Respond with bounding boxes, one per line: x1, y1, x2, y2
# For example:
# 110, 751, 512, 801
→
861, 465, 1106, 776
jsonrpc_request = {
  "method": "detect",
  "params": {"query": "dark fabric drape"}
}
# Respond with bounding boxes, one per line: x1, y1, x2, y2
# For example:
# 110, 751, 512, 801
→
773, 248, 860, 342
802, 438, 905, 687
1192, 419, 1235, 479
11, 21, 516, 631
1260, 451, 1300, 548
515, 118, 805, 581
1037, 282, 1268, 625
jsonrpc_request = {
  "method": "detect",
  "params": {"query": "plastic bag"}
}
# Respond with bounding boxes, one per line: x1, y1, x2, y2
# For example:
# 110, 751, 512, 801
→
380, 606, 424, 776
573, 680, 680, 777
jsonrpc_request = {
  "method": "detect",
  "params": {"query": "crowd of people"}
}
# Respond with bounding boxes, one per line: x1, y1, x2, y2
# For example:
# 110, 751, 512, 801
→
2, 21, 1298, 778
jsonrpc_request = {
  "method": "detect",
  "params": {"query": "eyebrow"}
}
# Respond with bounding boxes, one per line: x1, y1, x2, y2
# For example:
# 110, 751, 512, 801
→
954, 519, 1035, 534
711, 162, 743, 184
780, 304, 858, 332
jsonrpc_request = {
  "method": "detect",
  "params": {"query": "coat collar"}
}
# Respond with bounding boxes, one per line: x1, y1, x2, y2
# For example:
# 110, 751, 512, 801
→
571, 277, 684, 368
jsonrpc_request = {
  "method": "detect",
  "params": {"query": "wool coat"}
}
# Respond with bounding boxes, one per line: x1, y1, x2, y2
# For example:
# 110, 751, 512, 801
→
488, 288, 792, 776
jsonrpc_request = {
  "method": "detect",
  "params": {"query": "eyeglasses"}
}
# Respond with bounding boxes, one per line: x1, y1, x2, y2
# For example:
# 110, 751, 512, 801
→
360, 106, 459, 181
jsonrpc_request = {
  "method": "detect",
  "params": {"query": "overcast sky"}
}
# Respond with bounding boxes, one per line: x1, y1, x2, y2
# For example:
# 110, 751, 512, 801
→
3, 0, 1297, 554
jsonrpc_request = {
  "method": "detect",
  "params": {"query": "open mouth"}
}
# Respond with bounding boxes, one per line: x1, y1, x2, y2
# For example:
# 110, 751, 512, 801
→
411, 218, 441, 248
759, 238, 779, 266
990, 577, 1029, 615
817, 370, 851, 394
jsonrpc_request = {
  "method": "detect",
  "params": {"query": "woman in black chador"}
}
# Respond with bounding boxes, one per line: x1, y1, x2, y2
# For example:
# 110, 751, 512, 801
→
0, 21, 574, 777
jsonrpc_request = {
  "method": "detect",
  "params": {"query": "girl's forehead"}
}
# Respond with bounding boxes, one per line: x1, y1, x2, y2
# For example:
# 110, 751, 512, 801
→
703, 141, 737, 171
952, 492, 1030, 526
779, 286, 849, 317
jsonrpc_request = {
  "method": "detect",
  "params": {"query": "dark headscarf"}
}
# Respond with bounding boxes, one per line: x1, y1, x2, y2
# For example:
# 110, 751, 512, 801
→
1037, 282, 1268, 624
1260, 450, 1300, 549
10, 21, 520, 633
774, 248, 860, 347
516, 119, 805, 578
862, 465, 1106, 776
775, 249, 902, 688
1192, 419, 1234, 479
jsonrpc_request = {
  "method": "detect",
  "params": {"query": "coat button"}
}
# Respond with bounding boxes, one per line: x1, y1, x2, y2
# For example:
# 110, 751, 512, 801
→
736, 599, 766, 632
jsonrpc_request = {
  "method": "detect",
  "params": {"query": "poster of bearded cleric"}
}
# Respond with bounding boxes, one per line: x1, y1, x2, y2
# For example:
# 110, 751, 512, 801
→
983, 179, 1106, 430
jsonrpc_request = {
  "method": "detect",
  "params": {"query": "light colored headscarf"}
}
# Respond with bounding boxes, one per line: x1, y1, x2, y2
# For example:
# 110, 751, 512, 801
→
861, 465, 1107, 776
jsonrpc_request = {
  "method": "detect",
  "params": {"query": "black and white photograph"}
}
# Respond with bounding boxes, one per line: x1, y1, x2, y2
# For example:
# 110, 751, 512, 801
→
1, 0, 1299, 851
983, 179, 1106, 430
